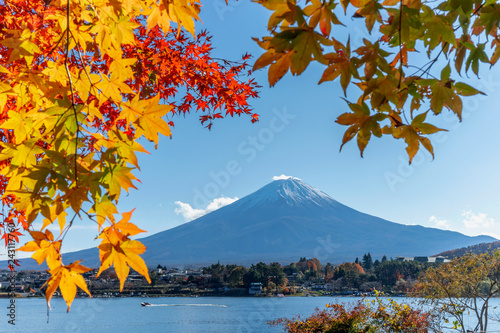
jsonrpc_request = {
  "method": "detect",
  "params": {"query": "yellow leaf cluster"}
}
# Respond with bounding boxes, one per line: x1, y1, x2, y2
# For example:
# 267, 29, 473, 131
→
96, 210, 151, 290
0, 0, 201, 313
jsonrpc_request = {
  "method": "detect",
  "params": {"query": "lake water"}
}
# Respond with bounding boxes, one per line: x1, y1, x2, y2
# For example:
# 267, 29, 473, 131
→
2, 296, 500, 332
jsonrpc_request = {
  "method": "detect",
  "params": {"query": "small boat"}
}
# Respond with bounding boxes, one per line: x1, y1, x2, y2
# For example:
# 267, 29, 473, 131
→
141, 302, 152, 307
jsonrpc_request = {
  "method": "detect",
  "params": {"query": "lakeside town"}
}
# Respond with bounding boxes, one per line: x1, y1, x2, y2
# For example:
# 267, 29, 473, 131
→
1, 254, 447, 299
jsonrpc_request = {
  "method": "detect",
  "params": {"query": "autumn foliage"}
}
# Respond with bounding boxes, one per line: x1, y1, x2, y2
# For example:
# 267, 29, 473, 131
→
2, 0, 500, 315
253, 0, 493, 162
0, 0, 258, 311
415, 251, 500, 332
269, 295, 435, 333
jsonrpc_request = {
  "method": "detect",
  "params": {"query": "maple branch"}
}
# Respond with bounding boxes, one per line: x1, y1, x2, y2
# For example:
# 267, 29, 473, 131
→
80, 209, 98, 225
70, 31, 98, 97
59, 213, 78, 243
397, 0, 403, 90
64, 0, 80, 185
46, 33, 66, 57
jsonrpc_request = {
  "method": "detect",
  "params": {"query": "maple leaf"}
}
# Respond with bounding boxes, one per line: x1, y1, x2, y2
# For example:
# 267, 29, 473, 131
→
353, 0, 383, 33
147, 5, 171, 32
95, 210, 150, 289
268, 51, 292, 87
336, 101, 387, 156
464, 42, 489, 76
96, 238, 150, 290
96, 72, 134, 103
289, 29, 326, 75
1, 229, 23, 246
0, 28, 41, 65
165, 0, 201, 37
422, 13, 457, 51
90, 195, 118, 229
125, 95, 173, 146
390, 112, 445, 163
411, 111, 446, 136
17, 230, 62, 270
320, 39, 356, 94
417, 66, 467, 120
114, 209, 147, 236
102, 164, 138, 199
44, 260, 92, 312
109, 58, 137, 80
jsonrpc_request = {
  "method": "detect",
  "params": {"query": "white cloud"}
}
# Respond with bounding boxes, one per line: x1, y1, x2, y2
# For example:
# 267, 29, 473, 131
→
429, 215, 451, 229
462, 210, 495, 229
175, 196, 239, 222
273, 174, 301, 180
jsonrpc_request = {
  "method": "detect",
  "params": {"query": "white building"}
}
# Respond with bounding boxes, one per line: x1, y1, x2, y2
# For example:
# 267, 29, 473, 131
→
249, 282, 262, 295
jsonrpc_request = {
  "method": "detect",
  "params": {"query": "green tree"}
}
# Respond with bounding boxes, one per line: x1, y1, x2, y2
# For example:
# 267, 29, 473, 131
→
283, 263, 299, 276
243, 262, 269, 288
362, 253, 373, 270
227, 266, 247, 288
374, 259, 428, 288
344, 269, 360, 289
268, 262, 287, 287
149, 270, 159, 287
203, 262, 225, 285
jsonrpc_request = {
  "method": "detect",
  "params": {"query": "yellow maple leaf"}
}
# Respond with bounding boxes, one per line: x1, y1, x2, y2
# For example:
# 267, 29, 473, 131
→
114, 209, 147, 236
165, 0, 201, 37
96, 237, 150, 290
96, 211, 150, 289
109, 58, 137, 80
102, 164, 138, 198
90, 195, 118, 229
0, 29, 41, 65
147, 5, 171, 32
17, 230, 62, 270
96, 72, 134, 104
44, 260, 92, 312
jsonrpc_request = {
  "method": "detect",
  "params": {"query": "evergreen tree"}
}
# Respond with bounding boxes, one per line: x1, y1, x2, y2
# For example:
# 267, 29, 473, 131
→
362, 253, 373, 270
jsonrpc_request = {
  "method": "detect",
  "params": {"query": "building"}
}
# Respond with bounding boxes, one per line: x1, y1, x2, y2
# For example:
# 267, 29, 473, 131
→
396, 256, 450, 263
249, 282, 262, 295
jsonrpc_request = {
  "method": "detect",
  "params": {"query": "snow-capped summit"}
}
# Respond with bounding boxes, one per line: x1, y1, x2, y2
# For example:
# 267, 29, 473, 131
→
233, 177, 339, 209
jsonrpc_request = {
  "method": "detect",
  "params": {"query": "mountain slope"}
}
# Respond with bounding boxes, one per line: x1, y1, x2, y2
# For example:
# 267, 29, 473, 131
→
435, 240, 500, 259
13, 178, 497, 269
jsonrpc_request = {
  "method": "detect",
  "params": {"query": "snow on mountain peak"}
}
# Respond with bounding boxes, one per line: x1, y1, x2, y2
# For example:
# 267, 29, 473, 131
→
235, 177, 339, 209
272, 174, 302, 181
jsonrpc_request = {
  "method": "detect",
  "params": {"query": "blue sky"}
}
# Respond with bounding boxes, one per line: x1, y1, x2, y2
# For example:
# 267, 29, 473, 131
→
7, 1, 500, 260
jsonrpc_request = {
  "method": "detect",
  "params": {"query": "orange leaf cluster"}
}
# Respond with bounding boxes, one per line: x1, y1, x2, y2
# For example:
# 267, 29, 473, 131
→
253, 0, 491, 163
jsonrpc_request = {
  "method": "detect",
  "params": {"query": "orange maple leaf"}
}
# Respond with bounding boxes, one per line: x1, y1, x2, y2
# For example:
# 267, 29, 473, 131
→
17, 230, 62, 270
44, 260, 92, 312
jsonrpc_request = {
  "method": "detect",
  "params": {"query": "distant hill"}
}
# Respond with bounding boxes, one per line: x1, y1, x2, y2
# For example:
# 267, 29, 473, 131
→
10, 178, 498, 269
435, 241, 500, 259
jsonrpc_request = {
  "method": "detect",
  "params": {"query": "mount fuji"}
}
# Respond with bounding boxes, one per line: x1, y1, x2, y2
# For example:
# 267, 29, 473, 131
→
14, 178, 497, 268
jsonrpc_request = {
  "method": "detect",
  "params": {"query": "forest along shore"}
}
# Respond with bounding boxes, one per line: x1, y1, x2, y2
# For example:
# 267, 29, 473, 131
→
0, 255, 438, 299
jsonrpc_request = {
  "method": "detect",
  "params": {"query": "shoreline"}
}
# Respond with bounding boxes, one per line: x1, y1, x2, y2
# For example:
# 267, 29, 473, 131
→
0, 291, 407, 299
